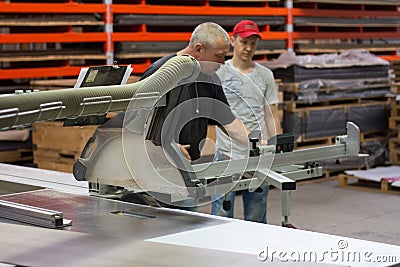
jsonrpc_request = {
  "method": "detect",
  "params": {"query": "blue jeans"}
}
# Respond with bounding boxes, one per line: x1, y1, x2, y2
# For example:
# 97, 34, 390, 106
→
211, 151, 269, 223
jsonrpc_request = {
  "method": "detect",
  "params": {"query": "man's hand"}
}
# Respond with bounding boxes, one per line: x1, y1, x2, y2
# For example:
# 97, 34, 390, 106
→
261, 139, 269, 145
178, 144, 191, 161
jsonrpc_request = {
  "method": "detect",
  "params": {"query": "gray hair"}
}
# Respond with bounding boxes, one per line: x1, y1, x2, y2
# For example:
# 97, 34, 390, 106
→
189, 22, 230, 49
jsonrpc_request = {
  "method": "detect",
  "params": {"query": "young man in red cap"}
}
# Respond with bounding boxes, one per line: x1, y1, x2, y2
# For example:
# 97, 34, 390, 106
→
212, 20, 282, 223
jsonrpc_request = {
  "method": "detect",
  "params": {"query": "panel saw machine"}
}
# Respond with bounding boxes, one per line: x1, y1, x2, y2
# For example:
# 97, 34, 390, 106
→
0, 55, 362, 227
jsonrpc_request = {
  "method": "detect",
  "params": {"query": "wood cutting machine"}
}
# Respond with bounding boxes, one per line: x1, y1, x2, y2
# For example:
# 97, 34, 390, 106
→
0, 55, 361, 227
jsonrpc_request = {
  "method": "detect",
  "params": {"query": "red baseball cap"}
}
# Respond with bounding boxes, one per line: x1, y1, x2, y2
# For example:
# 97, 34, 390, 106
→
233, 20, 261, 39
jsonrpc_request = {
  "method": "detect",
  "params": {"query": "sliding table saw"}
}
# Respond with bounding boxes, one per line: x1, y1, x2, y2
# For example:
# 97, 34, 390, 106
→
0, 55, 399, 266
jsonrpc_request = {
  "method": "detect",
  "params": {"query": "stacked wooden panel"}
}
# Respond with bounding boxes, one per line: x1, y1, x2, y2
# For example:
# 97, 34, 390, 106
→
390, 60, 400, 84
388, 61, 400, 165
292, 0, 400, 58
0, 129, 32, 163
32, 121, 98, 173
389, 84, 400, 165
264, 50, 392, 176
0, 0, 399, 85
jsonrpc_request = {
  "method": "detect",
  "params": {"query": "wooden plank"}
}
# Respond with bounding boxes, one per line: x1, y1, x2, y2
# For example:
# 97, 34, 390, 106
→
0, 54, 107, 63
33, 148, 80, 164
30, 79, 77, 91
389, 138, 400, 165
359, 132, 388, 142
338, 173, 400, 195
210, 0, 279, 2
115, 40, 285, 59
294, 0, 400, 5
389, 137, 400, 151
391, 83, 400, 95
116, 52, 175, 60
389, 151, 400, 165
295, 17, 400, 27
32, 121, 100, 173
321, 169, 345, 180
294, 131, 388, 149
144, 0, 280, 5
0, 15, 104, 27
284, 98, 390, 112
279, 81, 391, 93
0, 148, 32, 163
299, 172, 336, 184
29, 76, 140, 92
0, 21, 104, 27
295, 137, 334, 150
389, 116, 400, 130
0, 50, 107, 63
115, 14, 285, 26
297, 44, 400, 54
116, 49, 286, 60
35, 161, 73, 174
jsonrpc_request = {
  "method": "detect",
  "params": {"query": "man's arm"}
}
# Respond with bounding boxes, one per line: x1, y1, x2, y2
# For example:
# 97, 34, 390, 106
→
264, 104, 282, 140
218, 117, 250, 147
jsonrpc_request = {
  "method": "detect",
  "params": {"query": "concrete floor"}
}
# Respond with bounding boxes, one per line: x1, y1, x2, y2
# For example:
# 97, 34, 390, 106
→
197, 178, 400, 247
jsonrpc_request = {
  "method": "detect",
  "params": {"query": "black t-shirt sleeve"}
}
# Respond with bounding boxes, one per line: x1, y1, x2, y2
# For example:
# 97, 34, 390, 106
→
139, 53, 177, 81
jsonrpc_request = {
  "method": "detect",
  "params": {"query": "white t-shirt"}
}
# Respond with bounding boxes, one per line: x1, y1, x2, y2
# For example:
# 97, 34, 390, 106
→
216, 60, 278, 159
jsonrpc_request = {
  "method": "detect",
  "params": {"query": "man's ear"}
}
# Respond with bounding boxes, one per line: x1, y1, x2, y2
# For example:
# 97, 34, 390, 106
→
194, 43, 203, 56
230, 36, 235, 46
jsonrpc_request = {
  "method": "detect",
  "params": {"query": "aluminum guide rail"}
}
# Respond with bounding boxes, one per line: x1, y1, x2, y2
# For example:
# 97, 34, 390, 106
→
0, 199, 71, 228
190, 122, 359, 181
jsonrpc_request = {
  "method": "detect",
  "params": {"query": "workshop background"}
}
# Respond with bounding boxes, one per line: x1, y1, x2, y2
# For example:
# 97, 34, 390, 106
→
0, 0, 399, 240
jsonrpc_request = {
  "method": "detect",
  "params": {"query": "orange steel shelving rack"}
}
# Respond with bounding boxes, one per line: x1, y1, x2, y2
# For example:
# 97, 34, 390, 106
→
111, 0, 289, 74
0, 1, 109, 81
0, 0, 399, 82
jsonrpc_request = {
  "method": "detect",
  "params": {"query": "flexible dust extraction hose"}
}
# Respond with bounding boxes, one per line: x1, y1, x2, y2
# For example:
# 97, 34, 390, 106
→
0, 55, 200, 130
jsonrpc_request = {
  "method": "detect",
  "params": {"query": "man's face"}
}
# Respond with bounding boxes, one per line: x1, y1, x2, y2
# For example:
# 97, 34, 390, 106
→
231, 35, 259, 60
197, 38, 229, 64
197, 38, 229, 74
